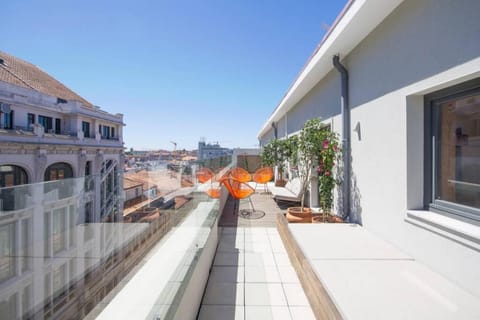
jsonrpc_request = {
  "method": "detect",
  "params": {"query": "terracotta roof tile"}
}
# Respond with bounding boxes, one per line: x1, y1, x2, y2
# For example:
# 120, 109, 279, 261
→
0, 51, 93, 107
123, 177, 143, 189
124, 170, 159, 191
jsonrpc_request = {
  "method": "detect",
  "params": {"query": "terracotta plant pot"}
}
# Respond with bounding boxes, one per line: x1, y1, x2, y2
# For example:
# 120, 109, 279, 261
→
275, 179, 287, 187
312, 212, 344, 223
327, 214, 344, 223
286, 207, 312, 223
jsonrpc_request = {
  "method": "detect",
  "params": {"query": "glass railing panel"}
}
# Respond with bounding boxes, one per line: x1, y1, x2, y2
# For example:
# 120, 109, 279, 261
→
0, 155, 230, 319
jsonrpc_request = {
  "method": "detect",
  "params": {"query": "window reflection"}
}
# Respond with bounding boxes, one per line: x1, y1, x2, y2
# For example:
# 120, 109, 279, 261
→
436, 93, 480, 209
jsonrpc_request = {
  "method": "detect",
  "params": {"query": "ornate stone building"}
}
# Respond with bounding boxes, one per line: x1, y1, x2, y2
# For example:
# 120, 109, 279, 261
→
0, 51, 124, 222
0, 51, 125, 317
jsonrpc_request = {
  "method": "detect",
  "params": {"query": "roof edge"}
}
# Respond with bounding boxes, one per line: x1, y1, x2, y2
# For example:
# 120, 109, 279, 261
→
257, 0, 404, 139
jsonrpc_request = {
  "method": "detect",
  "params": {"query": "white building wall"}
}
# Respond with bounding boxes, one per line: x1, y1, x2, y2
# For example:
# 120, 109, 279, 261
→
9, 106, 30, 128
258, 127, 275, 146
258, 0, 480, 297
125, 186, 142, 202
343, 0, 480, 296
286, 69, 341, 135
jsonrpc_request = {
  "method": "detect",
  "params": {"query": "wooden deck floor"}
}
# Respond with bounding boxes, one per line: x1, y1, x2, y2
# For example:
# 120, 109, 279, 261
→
219, 192, 290, 228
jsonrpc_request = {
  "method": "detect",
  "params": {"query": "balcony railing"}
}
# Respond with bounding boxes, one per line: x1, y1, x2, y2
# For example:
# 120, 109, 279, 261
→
0, 127, 123, 147
0, 155, 231, 319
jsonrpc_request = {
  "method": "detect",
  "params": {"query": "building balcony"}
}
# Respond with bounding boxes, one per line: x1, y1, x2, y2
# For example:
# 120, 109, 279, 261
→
0, 125, 123, 148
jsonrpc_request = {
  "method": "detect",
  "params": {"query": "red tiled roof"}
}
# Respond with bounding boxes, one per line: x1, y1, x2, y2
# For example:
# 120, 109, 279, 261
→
0, 51, 93, 107
124, 170, 159, 191
123, 177, 143, 190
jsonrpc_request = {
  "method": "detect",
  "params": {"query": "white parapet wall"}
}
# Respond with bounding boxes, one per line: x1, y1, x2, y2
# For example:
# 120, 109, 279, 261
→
94, 200, 219, 320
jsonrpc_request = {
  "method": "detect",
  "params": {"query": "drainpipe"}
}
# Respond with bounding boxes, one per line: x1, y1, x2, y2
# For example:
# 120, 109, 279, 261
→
333, 55, 351, 221
271, 122, 278, 139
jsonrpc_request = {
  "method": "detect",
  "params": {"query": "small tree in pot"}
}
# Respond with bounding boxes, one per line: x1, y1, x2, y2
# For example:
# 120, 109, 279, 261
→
286, 118, 341, 223
287, 118, 323, 222
261, 137, 297, 186
290, 118, 324, 217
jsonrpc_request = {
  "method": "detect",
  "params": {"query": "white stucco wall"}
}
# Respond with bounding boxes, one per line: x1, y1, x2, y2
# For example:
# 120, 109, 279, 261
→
343, 0, 480, 296
259, 0, 480, 297
286, 69, 341, 134
124, 186, 143, 202
258, 127, 275, 146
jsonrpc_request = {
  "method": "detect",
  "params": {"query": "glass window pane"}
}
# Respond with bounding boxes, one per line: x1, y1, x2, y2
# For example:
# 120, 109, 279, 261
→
21, 219, 30, 272
44, 212, 50, 259
0, 224, 15, 282
436, 93, 480, 209
52, 264, 66, 300
52, 209, 66, 254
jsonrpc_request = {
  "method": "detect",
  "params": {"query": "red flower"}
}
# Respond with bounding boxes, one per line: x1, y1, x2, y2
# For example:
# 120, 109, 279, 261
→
325, 171, 330, 176
323, 140, 329, 149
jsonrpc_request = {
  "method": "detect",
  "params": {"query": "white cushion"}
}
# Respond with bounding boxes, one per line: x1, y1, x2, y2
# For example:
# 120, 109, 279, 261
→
285, 178, 302, 196
270, 178, 303, 202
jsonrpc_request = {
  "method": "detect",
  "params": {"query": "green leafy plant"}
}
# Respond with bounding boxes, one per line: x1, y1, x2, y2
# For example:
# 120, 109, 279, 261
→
297, 118, 323, 209
316, 129, 341, 215
296, 118, 341, 212
261, 136, 297, 183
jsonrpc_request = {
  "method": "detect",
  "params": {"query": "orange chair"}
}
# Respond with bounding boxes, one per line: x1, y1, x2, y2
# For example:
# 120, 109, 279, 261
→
253, 167, 273, 193
222, 177, 260, 217
205, 182, 221, 199
196, 168, 221, 199
230, 167, 251, 183
196, 168, 215, 184
204, 168, 232, 199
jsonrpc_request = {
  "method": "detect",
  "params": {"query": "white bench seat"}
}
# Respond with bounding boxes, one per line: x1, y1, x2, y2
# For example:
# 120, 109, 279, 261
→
270, 177, 303, 202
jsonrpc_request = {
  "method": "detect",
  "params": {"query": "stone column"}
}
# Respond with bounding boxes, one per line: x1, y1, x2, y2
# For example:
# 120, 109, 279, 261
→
94, 150, 104, 222
34, 149, 47, 183
78, 150, 87, 177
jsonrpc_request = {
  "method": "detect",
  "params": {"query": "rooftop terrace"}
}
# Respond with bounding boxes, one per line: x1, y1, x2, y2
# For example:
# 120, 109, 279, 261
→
0, 162, 479, 319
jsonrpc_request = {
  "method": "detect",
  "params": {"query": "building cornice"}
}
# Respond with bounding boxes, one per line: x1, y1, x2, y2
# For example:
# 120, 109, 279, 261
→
0, 80, 123, 124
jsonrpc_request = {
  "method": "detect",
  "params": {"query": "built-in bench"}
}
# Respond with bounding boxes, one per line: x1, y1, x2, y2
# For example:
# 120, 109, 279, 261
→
269, 177, 303, 203
277, 214, 480, 320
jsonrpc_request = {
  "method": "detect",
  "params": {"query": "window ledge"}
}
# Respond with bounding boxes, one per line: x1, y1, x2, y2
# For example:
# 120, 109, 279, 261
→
405, 210, 480, 252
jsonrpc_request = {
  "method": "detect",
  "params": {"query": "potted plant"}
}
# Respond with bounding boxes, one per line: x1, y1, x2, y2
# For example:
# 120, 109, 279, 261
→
286, 118, 323, 222
286, 118, 341, 223
261, 137, 297, 186
317, 128, 341, 222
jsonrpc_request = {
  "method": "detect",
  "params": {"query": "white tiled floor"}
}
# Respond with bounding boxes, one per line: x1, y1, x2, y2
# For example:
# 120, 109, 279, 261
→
198, 227, 315, 320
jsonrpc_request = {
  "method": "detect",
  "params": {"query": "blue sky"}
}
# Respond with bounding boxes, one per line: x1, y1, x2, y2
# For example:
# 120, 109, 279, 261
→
2, 0, 346, 151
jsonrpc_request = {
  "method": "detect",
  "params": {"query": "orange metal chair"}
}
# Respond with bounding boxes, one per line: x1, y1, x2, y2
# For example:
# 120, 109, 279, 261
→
196, 168, 221, 199
253, 167, 273, 193
222, 177, 261, 217
196, 167, 215, 184
205, 182, 221, 199
230, 167, 251, 183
